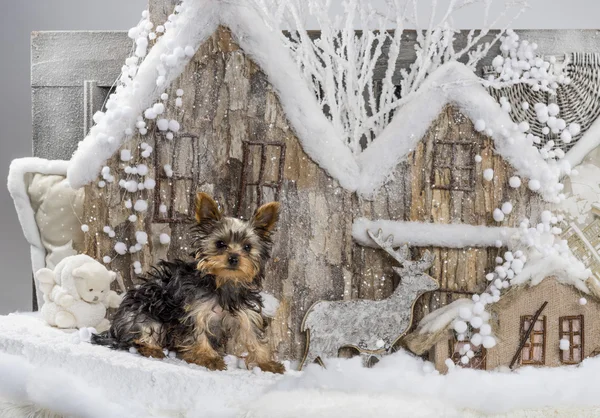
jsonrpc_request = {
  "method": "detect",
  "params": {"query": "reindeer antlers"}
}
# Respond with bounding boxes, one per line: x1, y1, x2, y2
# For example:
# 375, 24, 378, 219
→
367, 229, 434, 273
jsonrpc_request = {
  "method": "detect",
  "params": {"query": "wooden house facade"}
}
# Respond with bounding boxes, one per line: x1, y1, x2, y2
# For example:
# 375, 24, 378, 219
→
80, 20, 548, 362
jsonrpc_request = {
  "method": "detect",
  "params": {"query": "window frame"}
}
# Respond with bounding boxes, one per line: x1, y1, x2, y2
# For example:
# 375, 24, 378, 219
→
431, 139, 478, 192
559, 315, 584, 365
236, 141, 286, 217
152, 133, 200, 224
520, 315, 547, 366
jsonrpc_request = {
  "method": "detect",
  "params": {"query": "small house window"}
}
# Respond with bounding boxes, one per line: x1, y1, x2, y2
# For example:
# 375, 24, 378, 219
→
559, 315, 584, 364
521, 315, 546, 365
431, 140, 476, 191
448, 339, 486, 370
153, 133, 199, 223
236, 141, 286, 217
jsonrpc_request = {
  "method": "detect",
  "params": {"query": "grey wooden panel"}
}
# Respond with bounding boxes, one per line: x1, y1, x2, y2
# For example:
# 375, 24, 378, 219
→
31, 31, 132, 87
33, 87, 84, 159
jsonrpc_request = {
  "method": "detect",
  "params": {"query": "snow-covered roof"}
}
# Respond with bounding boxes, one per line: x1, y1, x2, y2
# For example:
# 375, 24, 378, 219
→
353, 218, 517, 248
67, 1, 563, 203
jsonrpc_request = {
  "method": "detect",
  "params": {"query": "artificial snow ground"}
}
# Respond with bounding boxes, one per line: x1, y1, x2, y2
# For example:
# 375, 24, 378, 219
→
1, 314, 600, 418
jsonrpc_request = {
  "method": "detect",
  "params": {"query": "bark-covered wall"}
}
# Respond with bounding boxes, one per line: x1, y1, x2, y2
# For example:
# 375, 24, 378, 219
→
83, 27, 546, 361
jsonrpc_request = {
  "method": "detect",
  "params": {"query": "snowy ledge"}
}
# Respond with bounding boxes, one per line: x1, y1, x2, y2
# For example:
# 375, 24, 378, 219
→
353, 218, 518, 248
2, 314, 600, 417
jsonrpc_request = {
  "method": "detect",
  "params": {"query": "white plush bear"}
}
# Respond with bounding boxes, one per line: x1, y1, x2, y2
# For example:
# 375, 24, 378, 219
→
36, 254, 122, 332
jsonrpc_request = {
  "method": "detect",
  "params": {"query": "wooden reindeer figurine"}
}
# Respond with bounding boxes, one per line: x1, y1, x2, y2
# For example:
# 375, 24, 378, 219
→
300, 229, 439, 369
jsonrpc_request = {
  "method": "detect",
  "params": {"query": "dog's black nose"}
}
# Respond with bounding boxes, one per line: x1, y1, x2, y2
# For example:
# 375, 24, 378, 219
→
228, 254, 239, 267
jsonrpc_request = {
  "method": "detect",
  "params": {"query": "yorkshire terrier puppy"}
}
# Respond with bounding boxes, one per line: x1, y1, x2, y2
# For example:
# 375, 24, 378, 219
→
92, 193, 284, 373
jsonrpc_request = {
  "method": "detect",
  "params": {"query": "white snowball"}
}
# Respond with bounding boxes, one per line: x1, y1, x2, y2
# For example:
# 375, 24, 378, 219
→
528, 179, 541, 191
137, 164, 149, 176
486, 273, 495, 282
168, 120, 180, 132
470, 316, 483, 329
166, 132, 174, 140
509, 176, 521, 188
159, 204, 168, 213
467, 350, 475, 359
474, 120, 486, 132
120, 149, 132, 162
153, 103, 165, 115
569, 123, 581, 136
185, 45, 195, 57
453, 320, 468, 334
561, 130, 572, 143
134, 200, 148, 212
136, 231, 148, 245
128, 215, 137, 222
579, 297, 588, 305
495, 240, 503, 248
159, 233, 171, 245
473, 302, 485, 315
445, 358, 455, 370
98, 181, 106, 188
511, 259, 524, 273
541, 210, 553, 224
482, 336, 497, 349
483, 169, 494, 181
115, 242, 128, 255
157, 119, 169, 131
103, 226, 111, 234
144, 108, 157, 120
144, 178, 156, 190
480, 323, 492, 336
559, 339, 570, 351
547, 103, 560, 116
160, 93, 169, 101
518, 121, 530, 132
470, 333, 483, 347
521, 102, 530, 110
81, 224, 89, 232
460, 355, 469, 365
164, 165, 173, 177
501, 202, 513, 215
176, 89, 184, 97
103, 256, 111, 264
474, 155, 482, 163
125, 199, 133, 209
175, 97, 183, 107
459, 307, 473, 320
493, 208, 505, 222
108, 231, 116, 238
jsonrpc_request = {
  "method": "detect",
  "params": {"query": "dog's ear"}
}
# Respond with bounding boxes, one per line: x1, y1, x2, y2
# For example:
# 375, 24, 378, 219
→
195, 192, 222, 224
252, 202, 280, 234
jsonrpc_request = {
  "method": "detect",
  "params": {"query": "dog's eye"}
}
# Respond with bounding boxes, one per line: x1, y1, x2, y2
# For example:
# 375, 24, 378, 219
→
89, 289, 93, 292
216, 241, 227, 249
243, 244, 252, 252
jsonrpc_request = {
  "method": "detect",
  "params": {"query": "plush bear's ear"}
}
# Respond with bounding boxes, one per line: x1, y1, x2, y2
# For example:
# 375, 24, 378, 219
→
72, 266, 83, 278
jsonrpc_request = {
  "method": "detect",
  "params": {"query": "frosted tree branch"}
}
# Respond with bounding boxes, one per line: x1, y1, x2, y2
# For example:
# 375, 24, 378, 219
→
252, 0, 527, 155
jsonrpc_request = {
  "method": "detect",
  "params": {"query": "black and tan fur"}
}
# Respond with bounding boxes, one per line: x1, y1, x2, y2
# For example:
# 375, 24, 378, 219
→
92, 193, 284, 373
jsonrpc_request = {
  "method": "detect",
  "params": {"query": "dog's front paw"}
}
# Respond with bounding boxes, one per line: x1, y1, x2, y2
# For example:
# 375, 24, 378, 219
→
258, 361, 285, 374
202, 356, 227, 371
184, 354, 227, 371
